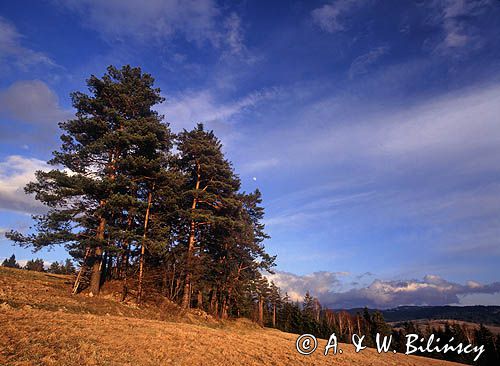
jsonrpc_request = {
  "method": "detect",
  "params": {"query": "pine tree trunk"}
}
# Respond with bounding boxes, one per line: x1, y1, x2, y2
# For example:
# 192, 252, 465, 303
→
209, 288, 217, 314
137, 189, 153, 303
273, 303, 276, 328
182, 164, 201, 309
221, 297, 228, 319
258, 295, 264, 327
120, 213, 133, 302
222, 285, 234, 319
169, 263, 176, 299
89, 246, 103, 296
181, 219, 196, 309
120, 245, 129, 301
89, 149, 116, 297
89, 212, 106, 296
162, 267, 168, 297
197, 290, 203, 309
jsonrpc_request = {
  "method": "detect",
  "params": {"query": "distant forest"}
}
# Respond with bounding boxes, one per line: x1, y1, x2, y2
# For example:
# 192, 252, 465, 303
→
346, 305, 500, 326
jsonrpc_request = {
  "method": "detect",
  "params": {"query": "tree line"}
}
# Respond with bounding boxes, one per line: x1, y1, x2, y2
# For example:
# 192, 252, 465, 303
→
7, 65, 275, 318
2, 254, 75, 274
391, 320, 500, 365
265, 289, 499, 365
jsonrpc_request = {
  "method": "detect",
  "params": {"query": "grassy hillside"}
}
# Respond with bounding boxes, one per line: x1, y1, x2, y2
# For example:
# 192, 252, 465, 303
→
0, 267, 465, 366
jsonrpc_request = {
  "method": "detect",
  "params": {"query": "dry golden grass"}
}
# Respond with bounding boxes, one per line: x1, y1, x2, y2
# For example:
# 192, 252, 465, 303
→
0, 267, 465, 366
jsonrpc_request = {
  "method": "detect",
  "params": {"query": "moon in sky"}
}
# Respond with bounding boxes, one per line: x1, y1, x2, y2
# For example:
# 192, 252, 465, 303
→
252, 177, 257, 181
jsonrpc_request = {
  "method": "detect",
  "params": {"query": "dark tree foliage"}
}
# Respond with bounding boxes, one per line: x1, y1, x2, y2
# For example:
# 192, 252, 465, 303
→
2, 254, 20, 268
24, 258, 45, 272
6, 65, 275, 317
48, 259, 76, 275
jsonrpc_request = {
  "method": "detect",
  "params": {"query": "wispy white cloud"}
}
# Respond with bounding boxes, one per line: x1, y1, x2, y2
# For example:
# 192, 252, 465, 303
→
55, 0, 249, 58
245, 82, 500, 175
161, 87, 281, 131
311, 0, 365, 33
427, 0, 492, 54
56, 0, 218, 43
222, 13, 246, 57
240, 158, 279, 174
264, 191, 376, 229
348, 46, 389, 78
0, 16, 56, 70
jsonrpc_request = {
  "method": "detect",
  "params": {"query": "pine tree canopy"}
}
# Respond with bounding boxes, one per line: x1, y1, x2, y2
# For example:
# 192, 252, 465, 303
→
6, 65, 276, 314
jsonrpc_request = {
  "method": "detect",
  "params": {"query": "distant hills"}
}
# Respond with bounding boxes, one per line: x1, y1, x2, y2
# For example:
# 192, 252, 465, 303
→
343, 305, 500, 325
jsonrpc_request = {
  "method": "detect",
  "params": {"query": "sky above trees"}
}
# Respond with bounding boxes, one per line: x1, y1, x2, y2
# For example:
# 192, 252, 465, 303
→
1, 0, 500, 308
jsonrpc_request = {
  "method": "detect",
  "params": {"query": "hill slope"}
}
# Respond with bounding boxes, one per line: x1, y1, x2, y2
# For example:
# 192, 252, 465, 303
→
0, 267, 464, 366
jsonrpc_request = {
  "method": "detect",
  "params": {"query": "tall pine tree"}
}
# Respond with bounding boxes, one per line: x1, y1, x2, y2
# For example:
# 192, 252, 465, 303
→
7, 65, 171, 296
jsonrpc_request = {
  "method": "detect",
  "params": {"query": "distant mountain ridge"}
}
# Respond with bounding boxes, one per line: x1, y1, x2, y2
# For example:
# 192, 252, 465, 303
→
342, 305, 500, 325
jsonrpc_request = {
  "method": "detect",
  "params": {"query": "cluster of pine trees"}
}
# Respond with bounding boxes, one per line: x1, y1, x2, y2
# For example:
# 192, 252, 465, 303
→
273, 294, 392, 344
48, 259, 76, 275
1, 254, 75, 274
6, 65, 275, 318
1, 255, 21, 269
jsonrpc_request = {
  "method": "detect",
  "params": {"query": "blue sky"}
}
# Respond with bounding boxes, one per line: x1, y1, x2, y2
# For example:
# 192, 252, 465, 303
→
1, 0, 500, 309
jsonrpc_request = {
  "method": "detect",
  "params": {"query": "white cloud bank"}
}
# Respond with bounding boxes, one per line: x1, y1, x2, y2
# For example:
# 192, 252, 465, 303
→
0, 155, 49, 214
268, 271, 500, 309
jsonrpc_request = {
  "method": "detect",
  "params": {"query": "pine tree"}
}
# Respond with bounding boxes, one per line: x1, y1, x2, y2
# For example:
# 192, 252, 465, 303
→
7, 65, 170, 296
269, 281, 281, 328
303, 291, 315, 317
176, 124, 241, 309
1, 254, 20, 268
475, 324, 499, 365
370, 310, 391, 337
25, 258, 45, 272
48, 261, 63, 274
215, 189, 275, 318
63, 258, 76, 274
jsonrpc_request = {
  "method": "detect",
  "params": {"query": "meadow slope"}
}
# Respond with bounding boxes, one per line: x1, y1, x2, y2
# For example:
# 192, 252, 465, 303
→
0, 267, 464, 366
